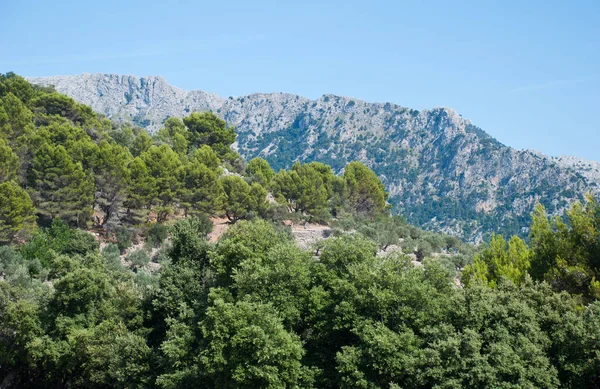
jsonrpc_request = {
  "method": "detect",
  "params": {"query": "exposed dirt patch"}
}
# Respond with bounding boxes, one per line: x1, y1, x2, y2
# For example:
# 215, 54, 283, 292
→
291, 223, 332, 250
208, 217, 230, 243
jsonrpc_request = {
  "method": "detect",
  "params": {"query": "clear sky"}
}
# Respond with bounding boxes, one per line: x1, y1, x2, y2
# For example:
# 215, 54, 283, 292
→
1, 0, 598, 161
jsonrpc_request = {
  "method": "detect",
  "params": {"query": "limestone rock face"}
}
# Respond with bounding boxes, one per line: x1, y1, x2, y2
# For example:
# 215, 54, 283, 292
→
28, 73, 600, 241
28, 73, 224, 131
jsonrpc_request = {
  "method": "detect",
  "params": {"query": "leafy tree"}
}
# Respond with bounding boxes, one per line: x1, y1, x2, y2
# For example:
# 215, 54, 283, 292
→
183, 112, 236, 159
31, 92, 95, 126
0, 92, 34, 141
192, 145, 221, 171
126, 157, 156, 211
141, 145, 182, 215
29, 143, 94, 226
211, 219, 291, 286
234, 242, 313, 328
249, 182, 268, 218
273, 162, 329, 214
529, 199, 600, 300
220, 175, 253, 222
178, 160, 224, 215
357, 218, 402, 250
127, 249, 151, 271
157, 117, 190, 155
0, 139, 18, 182
109, 124, 135, 150
344, 161, 388, 216
144, 222, 168, 248
114, 226, 134, 253
462, 234, 531, 287
0, 72, 35, 103
0, 181, 36, 243
131, 130, 153, 157
63, 229, 99, 256
246, 157, 275, 187
93, 140, 132, 225
199, 297, 308, 388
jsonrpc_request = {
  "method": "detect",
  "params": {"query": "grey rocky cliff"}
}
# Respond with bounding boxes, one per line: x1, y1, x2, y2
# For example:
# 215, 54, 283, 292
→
28, 73, 600, 242
551, 156, 600, 183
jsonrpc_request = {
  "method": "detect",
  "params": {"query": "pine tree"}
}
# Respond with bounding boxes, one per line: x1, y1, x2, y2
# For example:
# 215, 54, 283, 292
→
273, 162, 329, 214
220, 175, 252, 222
124, 157, 156, 224
246, 157, 275, 187
30, 143, 94, 226
178, 161, 224, 215
0, 180, 36, 242
140, 144, 182, 207
344, 161, 388, 216
131, 130, 153, 157
93, 141, 132, 225
183, 112, 236, 159
0, 138, 19, 183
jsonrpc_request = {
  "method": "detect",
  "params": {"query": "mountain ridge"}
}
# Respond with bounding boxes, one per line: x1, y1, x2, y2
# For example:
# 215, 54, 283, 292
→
27, 73, 600, 241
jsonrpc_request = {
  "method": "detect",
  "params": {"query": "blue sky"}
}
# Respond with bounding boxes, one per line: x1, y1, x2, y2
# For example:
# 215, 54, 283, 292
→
1, 0, 598, 160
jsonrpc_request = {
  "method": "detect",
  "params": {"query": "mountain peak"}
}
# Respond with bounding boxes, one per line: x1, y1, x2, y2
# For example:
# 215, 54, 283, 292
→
27, 73, 599, 241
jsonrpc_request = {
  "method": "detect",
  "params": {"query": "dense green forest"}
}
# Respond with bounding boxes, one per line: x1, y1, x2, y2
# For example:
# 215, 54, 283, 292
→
1, 73, 600, 388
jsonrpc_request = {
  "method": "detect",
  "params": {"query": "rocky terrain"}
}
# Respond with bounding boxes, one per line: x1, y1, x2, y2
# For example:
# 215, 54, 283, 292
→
28, 73, 600, 241
551, 155, 600, 183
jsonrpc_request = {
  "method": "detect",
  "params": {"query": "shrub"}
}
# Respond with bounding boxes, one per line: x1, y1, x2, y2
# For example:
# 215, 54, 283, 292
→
145, 223, 168, 248
170, 214, 213, 238
127, 249, 150, 271
101, 243, 123, 271
64, 229, 99, 256
114, 226, 133, 253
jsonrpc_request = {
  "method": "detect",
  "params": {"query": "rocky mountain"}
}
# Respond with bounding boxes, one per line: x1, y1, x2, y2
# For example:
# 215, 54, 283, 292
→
27, 73, 600, 241
551, 155, 600, 183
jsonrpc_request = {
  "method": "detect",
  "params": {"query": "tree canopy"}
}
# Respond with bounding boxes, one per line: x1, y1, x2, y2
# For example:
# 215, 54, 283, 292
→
1, 73, 600, 388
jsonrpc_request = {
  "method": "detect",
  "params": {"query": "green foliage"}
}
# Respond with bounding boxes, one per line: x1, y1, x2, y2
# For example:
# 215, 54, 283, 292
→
131, 129, 153, 156
192, 145, 221, 171
0, 92, 34, 140
101, 243, 122, 271
65, 229, 99, 256
246, 157, 275, 187
0, 181, 36, 243
157, 117, 190, 155
127, 249, 151, 270
141, 144, 183, 209
0, 139, 18, 183
199, 297, 308, 388
344, 161, 389, 216
29, 143, 94, 226
462, 234, 531, 287
528, 198, 600, 301
211, 219, 290, 286
145, 222, 168, 248
125, 157, 156, 211
0, 72, 35, 103
273, 162, 329, 214
183, 111, 237, 160
3, 204, 600, 388
93, 140, 132, 225
220, 175, 266, 222
3, 72, 600, 389
114, 226, 134, 253
178, 160, 224, 215
168, 216, 213, 267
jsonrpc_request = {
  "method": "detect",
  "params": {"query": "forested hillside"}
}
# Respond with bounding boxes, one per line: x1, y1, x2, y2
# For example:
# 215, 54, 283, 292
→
2, 73, 600, 388
28, 73, 600, 241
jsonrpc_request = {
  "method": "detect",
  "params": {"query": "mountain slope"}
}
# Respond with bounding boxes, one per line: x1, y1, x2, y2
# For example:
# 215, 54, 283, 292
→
28, 73, 599, 241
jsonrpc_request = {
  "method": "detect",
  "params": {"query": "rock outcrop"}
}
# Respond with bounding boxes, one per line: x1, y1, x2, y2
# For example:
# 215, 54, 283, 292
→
28, 73, 600, 241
